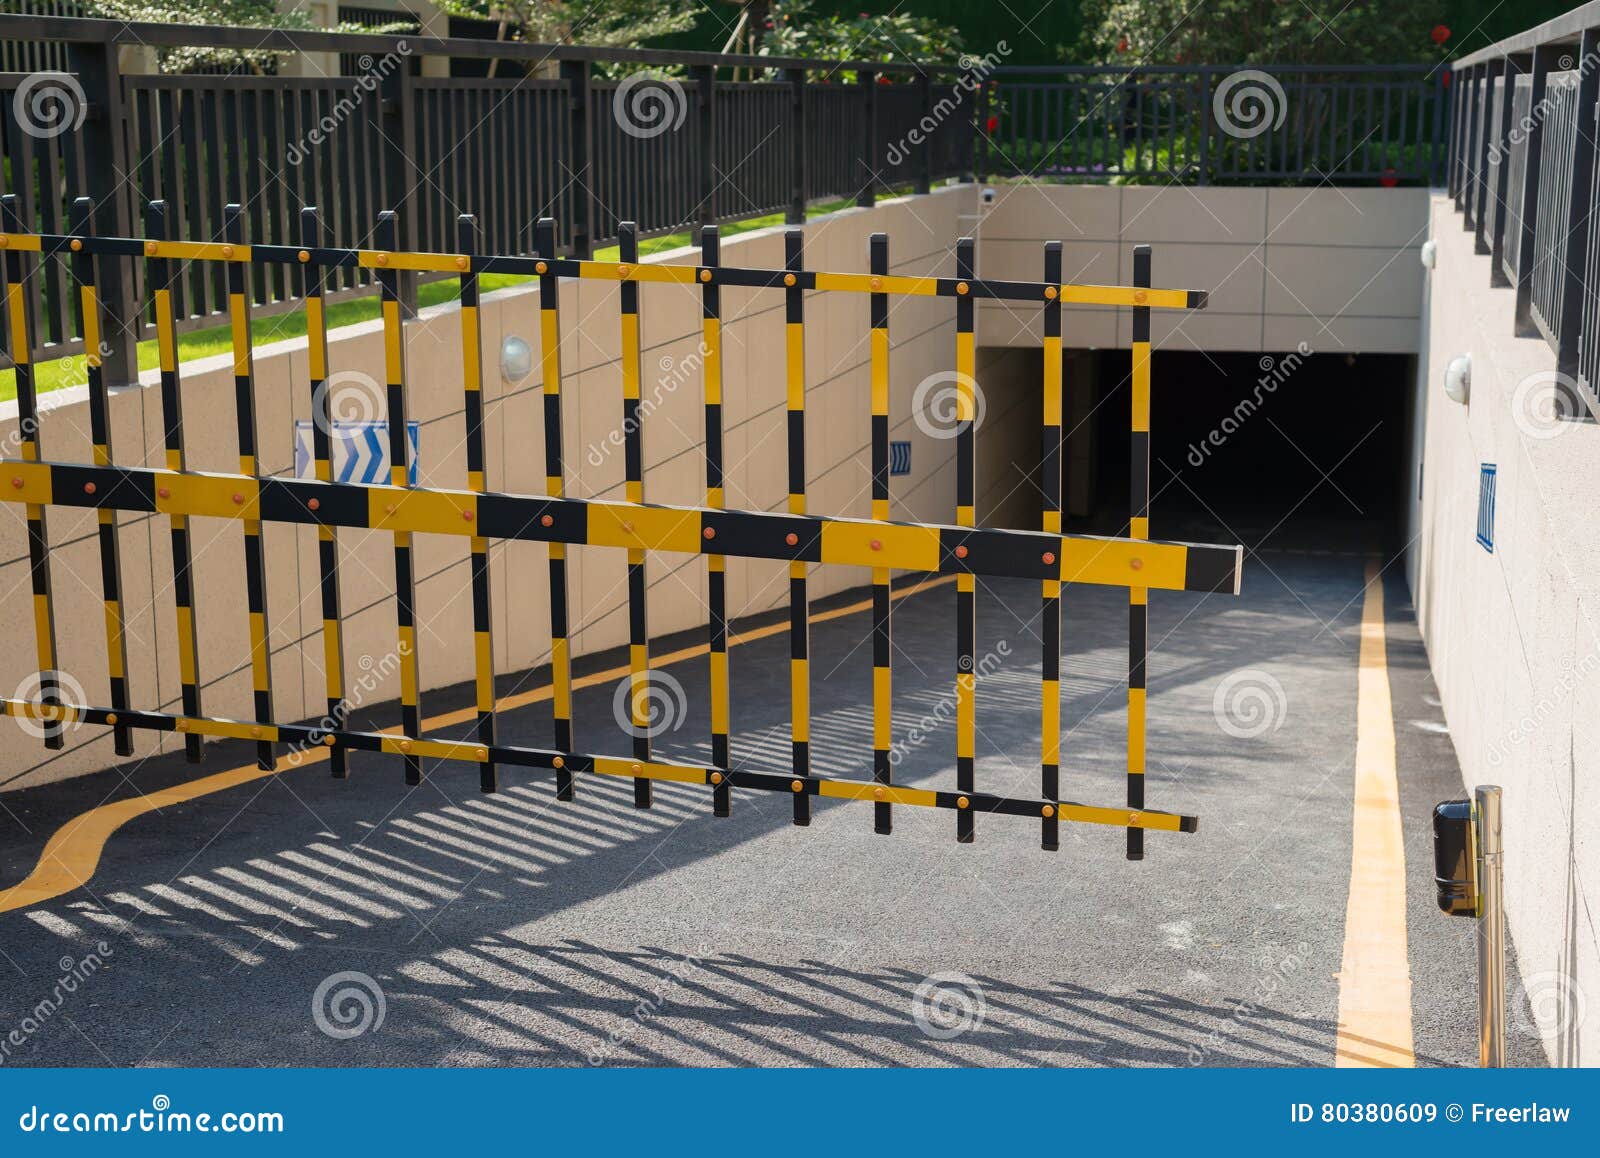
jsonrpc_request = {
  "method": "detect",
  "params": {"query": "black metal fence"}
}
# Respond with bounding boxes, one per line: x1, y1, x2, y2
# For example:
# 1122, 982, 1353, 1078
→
0, 14, 1447, 381
0, 15, 975, 377
980, 64, 1447, 185
1447, 2, 1600, 406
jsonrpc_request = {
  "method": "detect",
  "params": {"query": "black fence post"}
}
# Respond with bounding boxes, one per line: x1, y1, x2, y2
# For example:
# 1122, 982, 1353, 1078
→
65, 33, 137, 385
786, 66, 807, 225
858, 69, 877, 207
379, 58, 419, 313
974, 66, 990, 181
1555, 28, 1600, 381
1513, 45, 1557, 337
1489, 54, 1521, 288
695, 64, 717, 229
1465, 62, 1484, 225
1474, 58, 1503, 256
915, 71, 933, 194
562, 58, 594, 258
1196, 67, 1213, 186
1431, 66, 1449, 187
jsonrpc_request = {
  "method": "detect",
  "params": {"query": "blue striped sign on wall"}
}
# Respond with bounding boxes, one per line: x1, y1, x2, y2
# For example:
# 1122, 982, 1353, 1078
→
889, 440, 912, 476
294, 421, 420, 486
1476, 463, 1496, 552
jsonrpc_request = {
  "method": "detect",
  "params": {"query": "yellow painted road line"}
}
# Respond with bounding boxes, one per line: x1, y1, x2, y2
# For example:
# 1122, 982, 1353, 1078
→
0, 574, 957, 913
1334, 558, 1415, 1068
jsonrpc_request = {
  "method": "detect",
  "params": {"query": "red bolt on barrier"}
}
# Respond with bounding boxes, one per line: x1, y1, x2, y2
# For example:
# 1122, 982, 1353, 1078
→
308, 498, 321, 512
83, 482, 96, 495
1042, 551, 1056, 565
785, 532, 799, 546
541, 514, 554, 527
954, 544, 968, 559
703, 526, 716, 540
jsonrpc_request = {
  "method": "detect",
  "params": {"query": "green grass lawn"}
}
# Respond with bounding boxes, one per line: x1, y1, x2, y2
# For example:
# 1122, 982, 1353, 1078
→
1, 195, 881, 404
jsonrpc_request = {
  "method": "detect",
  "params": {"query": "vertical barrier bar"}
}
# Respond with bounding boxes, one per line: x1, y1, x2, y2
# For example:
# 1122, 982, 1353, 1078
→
1475, 784, 1506, 1067
954, 236, 976, 844
1128, 244, 1153, 861
70, 196, 134, 757
299, 207, 348, 779
376, 209, 423, 785
701, 225, 731, 815
619, 222, 653, 810
458, 213, 497, 793
536, 217, 575, 799
225, 203, 275, 771
1, 194, 63, 750
784, 229, 812, 828
147, 200, 202, 762
869, 232, 893, 835
1040, 240, 1064, 852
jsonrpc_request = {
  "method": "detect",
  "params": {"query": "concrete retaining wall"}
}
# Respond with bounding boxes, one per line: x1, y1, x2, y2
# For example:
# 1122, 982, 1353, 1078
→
975, 184, 1429, 355
1407, 192, 1600, 1066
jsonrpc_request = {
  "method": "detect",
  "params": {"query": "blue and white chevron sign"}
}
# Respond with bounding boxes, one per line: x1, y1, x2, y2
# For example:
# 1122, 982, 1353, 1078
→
294, 420, 420, 486
889, 440, 912, 476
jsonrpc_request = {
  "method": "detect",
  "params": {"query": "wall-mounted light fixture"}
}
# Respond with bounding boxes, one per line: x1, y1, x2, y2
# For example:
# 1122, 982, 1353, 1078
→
501, 335, 534, 383
1444, 353, 1471, 404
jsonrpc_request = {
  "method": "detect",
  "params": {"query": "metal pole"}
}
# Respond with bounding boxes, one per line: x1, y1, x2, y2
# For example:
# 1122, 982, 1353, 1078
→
1475, 784, 1505, 1067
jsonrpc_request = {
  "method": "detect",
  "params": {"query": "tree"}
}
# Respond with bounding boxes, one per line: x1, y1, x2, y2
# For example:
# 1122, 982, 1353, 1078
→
79, 1, 407, 73
753, 0, 964, 76
433, 1, 701, 50
1078, 0, 1446, 65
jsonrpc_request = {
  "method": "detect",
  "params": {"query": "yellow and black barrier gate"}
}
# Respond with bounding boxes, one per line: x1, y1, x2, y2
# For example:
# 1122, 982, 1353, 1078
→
0, 194, 1239, 858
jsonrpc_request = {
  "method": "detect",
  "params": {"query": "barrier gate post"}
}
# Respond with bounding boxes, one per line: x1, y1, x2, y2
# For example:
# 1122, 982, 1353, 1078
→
1476, 784, 1505, 1067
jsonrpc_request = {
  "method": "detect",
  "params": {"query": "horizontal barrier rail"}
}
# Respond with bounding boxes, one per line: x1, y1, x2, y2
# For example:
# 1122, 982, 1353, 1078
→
0, 462, 1243, 593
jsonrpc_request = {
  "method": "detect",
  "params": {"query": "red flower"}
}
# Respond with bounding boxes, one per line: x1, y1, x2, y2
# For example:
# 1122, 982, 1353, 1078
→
986, 115, 999, 132
1442, 71, 1452, 88
1432, 24, 1451, 45
1380, 168, 1399, 188
1117, 36, 1129, 53
878, 75, 891, 84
